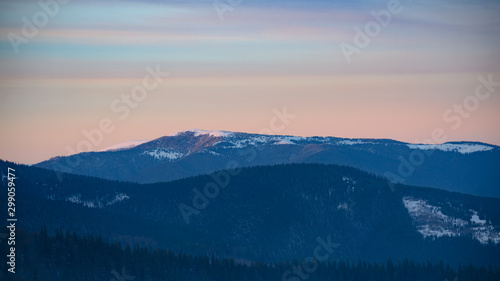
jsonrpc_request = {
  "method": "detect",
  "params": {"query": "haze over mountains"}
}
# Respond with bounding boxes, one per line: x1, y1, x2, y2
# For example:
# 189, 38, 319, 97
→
36, 129, 500, 198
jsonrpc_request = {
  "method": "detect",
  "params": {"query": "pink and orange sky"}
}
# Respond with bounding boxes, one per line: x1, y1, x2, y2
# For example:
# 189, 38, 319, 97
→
1, 0, 500, 164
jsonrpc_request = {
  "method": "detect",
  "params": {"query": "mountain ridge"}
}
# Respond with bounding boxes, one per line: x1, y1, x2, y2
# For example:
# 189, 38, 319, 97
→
50, 129, 500, 156
36, 129, 500, 198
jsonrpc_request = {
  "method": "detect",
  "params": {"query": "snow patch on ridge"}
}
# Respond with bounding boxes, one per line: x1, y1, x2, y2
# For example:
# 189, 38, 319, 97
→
470, 210, 487, 225
403, 197, 468, 238
142, 149, 184, 160
214, 134, 372, 149
273, 136, 303, 145
276, 139, 295, 145
217, 136, 274, 148
403, 197, 500, 244
337, 140, 366, 145
407, 143, 493, 154
174, 129, 234, 137
66, 193, 130, 209
473, 226, 500, 244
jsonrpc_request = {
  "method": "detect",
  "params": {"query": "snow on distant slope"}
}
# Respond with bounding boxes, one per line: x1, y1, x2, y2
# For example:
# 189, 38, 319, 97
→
273, 136, 303, 145
173, 129, 234, 137
337, 140, 366, 145
142, 149, 184, 161
275, 139, 295, 145
100, 140, 150, 152
403, 197, 466, 238
407, 143, 493, 154
192, 129, 233, 137
403, 197, 500, 244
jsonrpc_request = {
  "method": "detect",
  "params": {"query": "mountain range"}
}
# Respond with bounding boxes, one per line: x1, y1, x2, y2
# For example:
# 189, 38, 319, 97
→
36, 129, 500, 198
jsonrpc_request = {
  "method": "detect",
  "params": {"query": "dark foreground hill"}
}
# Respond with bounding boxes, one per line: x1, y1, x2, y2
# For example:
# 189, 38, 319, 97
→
1, 160, 500, 269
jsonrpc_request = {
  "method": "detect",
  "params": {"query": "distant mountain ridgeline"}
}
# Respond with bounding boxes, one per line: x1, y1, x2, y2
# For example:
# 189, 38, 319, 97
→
35, 130, 500, 198
2, 159, 500, 268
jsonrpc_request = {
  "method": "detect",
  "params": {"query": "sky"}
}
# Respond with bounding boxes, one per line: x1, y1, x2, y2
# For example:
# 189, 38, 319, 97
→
1, 0, 500, 164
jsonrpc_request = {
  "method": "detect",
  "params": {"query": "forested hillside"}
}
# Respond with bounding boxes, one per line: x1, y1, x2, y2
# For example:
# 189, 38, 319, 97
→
1, 160, 500, 268
3, 228, 499, 281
